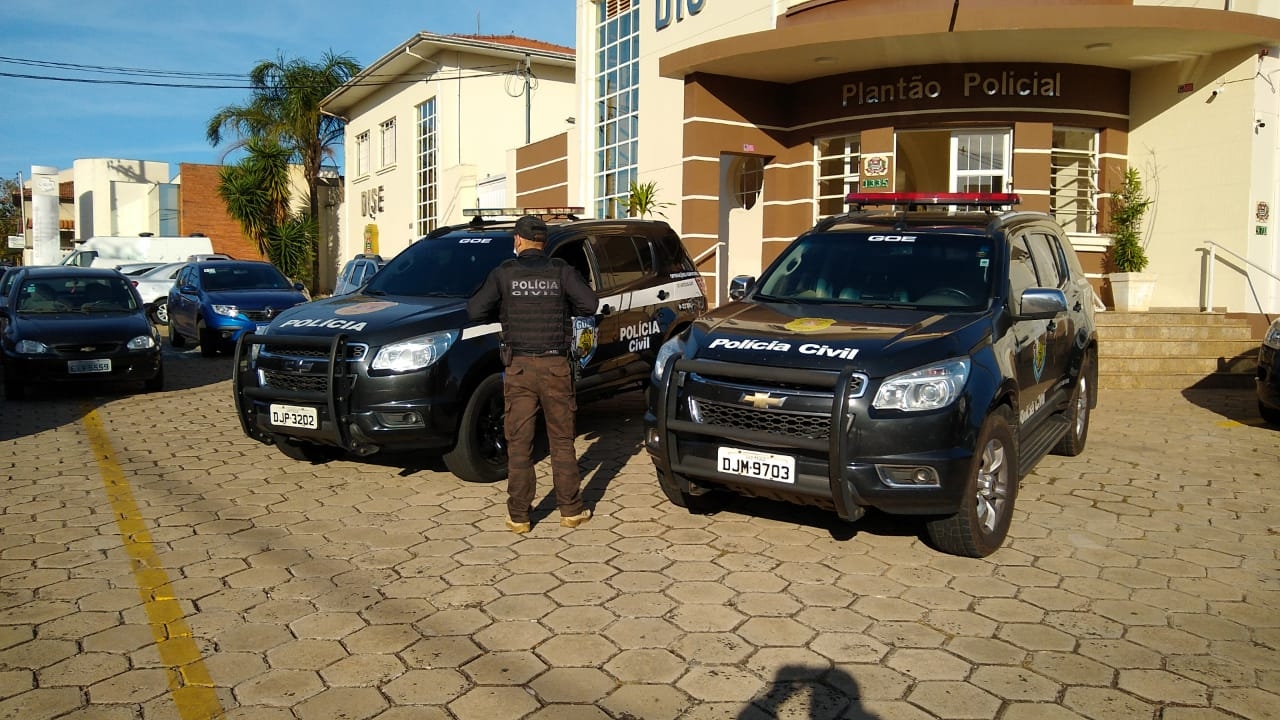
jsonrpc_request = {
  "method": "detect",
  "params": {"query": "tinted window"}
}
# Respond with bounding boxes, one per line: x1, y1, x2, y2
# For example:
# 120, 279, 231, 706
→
1027, 232, 1065, 287
367, 234, 514, 298
1009, 235, 1039, 299
201, 265, 292, 291
590, 234, 654, 290
655, 229, 695, 274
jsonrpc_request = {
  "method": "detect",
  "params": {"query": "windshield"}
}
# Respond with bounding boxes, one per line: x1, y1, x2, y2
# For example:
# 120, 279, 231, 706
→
17, 276, 140, 313
365, 234, 515, 298
201, 265, 292, 291
754, 231, 995, 310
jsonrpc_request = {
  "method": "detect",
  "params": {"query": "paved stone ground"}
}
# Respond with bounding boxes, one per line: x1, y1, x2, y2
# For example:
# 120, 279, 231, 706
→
0, 347, 1277, 720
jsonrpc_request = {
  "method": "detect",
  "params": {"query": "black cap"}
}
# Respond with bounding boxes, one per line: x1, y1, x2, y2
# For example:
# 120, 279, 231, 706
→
514, 215, 548, 242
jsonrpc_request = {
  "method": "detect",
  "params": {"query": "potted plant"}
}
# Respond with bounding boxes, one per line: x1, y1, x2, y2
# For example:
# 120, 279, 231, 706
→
1107, 167, 1156, 311
625, 180, 674, 219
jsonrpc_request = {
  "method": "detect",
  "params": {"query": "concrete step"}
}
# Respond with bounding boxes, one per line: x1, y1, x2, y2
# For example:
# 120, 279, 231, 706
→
1095, 309, 1260, 391
1097, 338, 1260, 359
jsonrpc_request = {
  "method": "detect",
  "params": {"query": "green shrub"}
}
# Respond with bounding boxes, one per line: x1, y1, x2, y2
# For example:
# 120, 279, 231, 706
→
1109, 167, 1152, 273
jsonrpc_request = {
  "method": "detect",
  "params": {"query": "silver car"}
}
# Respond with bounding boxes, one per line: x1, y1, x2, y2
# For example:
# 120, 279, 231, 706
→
127, 261, 185, 324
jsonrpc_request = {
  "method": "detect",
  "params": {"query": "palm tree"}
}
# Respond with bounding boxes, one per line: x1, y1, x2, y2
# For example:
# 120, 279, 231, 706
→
217, 137, 313, 281
625, 180, 674, 219
207, 51, 360, 290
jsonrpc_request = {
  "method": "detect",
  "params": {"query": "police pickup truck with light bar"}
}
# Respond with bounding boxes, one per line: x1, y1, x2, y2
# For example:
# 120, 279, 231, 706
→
645, 192, 1098, 557
233, 208, 707, 483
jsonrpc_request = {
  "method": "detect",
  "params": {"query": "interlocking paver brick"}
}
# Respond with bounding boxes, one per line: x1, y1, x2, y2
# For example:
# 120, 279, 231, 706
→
5, 367, 1280, 719
462, 650, 547, 685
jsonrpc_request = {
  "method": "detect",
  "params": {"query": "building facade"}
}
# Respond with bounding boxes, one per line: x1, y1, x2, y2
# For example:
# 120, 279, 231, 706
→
569, 0, 1280, 320
320, 33, 577, 264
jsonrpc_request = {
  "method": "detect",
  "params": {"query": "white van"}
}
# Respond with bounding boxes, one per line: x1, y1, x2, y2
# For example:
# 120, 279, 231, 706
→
60, 235, 215, 268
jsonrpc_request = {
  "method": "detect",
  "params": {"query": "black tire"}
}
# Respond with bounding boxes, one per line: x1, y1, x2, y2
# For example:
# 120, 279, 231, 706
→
1053, 355, 1093, 456
658, 471, 722, 513
144, 366, 164, 393
168, 319, 186, 348
927, 407, 1018, 558
150, 301, 168, 325
443, 374, 508, 483
198, 322, 219, 357
274, 435, 342, 463
1260, 400, 1280, 427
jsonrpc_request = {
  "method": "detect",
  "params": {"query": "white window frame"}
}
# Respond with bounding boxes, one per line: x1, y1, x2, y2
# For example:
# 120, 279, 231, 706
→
949, 129, 1011, 194
379, 118, 396, 169
1050, 127, 1100, 235
355, 131, 371, 178
416, 99, 438, 236
815, 134, 861, 219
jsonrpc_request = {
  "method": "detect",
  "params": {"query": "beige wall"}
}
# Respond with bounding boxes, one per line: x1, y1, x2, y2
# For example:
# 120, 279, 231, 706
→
339, 48, 576, 262
71, 159, 172, 240
1129, 48, 1279, 312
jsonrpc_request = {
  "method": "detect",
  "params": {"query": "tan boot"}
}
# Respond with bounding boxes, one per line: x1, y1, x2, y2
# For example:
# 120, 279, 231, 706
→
506, 517, 531, 534
560, 509, 592, 528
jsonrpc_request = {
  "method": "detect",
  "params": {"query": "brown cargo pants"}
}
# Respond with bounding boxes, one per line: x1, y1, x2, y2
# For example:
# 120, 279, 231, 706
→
503, 355, 585, 523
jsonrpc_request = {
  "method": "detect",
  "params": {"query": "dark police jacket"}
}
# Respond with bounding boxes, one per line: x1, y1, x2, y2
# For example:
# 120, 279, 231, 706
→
467, 249, 599, 355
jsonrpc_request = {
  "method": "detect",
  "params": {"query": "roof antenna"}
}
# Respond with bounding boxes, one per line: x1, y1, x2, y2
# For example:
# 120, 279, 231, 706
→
476, 10, 481, 34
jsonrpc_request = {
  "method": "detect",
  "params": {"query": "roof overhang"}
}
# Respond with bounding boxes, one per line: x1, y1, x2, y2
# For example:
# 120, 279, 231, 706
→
322, 32, 575, 117
660, 4, 1280, 83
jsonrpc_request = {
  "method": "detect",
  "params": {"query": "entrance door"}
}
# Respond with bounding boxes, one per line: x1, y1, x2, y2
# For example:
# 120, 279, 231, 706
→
720, 155, 765, 302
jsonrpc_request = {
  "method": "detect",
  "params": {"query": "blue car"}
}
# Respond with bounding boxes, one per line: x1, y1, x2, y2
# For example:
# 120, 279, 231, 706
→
167, 260, 309, 357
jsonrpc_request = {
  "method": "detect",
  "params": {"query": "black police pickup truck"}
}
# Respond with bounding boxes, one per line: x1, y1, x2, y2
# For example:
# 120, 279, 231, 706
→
233, 209, 707, 483
645, 193, 1098, 557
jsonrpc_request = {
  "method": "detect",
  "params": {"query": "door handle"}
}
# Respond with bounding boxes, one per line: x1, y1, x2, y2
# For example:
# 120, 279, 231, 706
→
599, 303, 613, 316
657, 289, 669, 300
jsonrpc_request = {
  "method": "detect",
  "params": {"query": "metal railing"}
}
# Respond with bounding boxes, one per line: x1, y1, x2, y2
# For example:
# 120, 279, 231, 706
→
1202, 240, 1280, 316
692, 242, 722, 307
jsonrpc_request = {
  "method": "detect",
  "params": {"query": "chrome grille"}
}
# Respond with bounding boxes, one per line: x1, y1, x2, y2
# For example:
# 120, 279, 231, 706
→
691, 399, 832, 440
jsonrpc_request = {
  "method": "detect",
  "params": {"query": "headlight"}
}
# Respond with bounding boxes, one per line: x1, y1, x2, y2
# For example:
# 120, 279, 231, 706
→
371, 330, 459, 372
212, 304, 239, 318
1265, 319, 1280, 350
127, 335, 157, 350
15, 339, 48, 354
873, 357, 971, 411
652, 336, 686, 385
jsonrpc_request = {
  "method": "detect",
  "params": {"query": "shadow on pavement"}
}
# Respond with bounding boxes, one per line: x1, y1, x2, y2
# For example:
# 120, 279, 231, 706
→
739, 664, 881, 720
1180, 387, 1266, 425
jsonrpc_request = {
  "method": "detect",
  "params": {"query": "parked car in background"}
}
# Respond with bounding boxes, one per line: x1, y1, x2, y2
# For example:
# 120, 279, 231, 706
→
1258, 318, 1280, 426
0, 267, 18, 299
333, 253, 386, 295
128, 262, 186, 325
0, 266, 163, 400
114, 262, 165, 276
167, 260, 309, 357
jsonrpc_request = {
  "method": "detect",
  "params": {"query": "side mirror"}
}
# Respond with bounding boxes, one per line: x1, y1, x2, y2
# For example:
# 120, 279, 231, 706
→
293, 283, 306, 292
1015, 288, 1068, 319
180, 284, 198, 294
728, 275, 755, 301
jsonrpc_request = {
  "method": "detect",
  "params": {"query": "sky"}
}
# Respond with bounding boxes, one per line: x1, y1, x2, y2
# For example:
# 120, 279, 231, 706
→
0, 0, 576, 183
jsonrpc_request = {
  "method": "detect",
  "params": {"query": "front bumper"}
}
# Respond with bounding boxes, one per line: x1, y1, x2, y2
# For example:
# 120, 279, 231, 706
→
233, 333, 460, 455
3, 349, 162, 387
645, 356, 978, 519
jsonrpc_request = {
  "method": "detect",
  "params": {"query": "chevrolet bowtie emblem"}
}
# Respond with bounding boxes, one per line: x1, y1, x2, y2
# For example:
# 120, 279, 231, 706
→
741, 392, 784, 409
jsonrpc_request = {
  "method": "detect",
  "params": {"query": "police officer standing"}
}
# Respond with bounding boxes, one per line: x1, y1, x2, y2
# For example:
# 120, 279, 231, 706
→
468, 215, 599, 534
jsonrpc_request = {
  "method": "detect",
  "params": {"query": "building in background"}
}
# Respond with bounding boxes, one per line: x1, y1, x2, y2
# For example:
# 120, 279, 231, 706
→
13, 160, 338, 285
320, 32, 576, 263
560, 0, 1279, 325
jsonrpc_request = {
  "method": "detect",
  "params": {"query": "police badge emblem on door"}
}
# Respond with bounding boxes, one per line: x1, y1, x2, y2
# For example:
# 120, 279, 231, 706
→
573, 316, 597, 367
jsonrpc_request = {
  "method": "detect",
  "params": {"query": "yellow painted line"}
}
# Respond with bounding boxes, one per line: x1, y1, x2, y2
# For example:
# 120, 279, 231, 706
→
82, 407, 225, 720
